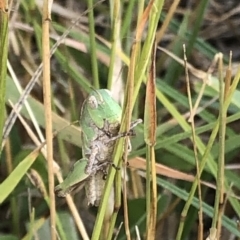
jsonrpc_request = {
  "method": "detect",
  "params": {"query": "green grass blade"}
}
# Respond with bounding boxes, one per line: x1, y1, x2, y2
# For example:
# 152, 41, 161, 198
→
0, 7, 8, 151
0, 147, 41, 203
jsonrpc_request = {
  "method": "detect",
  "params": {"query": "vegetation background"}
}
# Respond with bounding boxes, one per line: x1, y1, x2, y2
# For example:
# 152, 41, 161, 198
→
0, 0, 240, 239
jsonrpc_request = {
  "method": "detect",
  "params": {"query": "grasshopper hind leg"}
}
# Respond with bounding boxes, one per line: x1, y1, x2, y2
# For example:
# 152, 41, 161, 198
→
84, 145, 99, 175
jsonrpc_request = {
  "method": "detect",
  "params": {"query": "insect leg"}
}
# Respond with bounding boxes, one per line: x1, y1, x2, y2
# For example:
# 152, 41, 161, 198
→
90, 160, 120, 175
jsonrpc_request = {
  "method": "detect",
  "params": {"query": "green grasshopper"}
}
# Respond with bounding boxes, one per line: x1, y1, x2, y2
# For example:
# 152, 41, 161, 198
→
55, 89, 142, 206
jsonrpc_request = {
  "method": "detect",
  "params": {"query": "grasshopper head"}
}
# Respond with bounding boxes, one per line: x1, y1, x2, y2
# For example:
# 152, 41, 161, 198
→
82, 89, 122, 129
87, 89, 112, 109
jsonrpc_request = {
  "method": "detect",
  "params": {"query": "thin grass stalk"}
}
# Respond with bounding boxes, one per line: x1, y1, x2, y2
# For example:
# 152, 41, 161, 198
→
150, 147, 157, 234
107, 0, 121, 89
163, 0, 208, 86
156, 0, 180, 43
136, 0, 145, 29
0, 0, 8, 152
186, 0, 209, 56
216, 186, 231, 240
211, 54, 225, 232
68, 79, 78, 121
106, 171, 121, 240
42, 1, 56, 239
164, 10, 189, 86
120, 3, 148, 235
5, 138, 20, 237
216, 53, 232, 239
121, 0, 142, 59
176, 63, 240, 240
183, 44, 203, 240
145, 148, 151, 236
144, 41, 157, 239
175, 120, 217, 239
122, 47, 136, 240
51, 97, 69, 174
7, 62, 47, 151
28, 207, 35, 240
87, 0, 99, 89
121, 0, 160, 133
112, 1, 147, 237
224, 52, 232, 100
33, 22, 43, 58
121, 0, 136, 39
145, 146, 157, 238
27, 169, 67, 240
223, 69, 240, 112
112, 17, 140, 240
104, 32, 137, 240
28, 0, 42, 56
22, 218, 46, 240
63, 192, 90, 240
56, 130, 69, 174
113, 222, 123, 240
133, 0, 164, 106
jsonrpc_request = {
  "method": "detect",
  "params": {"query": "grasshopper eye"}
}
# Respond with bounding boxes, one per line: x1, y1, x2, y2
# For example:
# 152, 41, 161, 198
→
88, 96, 98, 109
